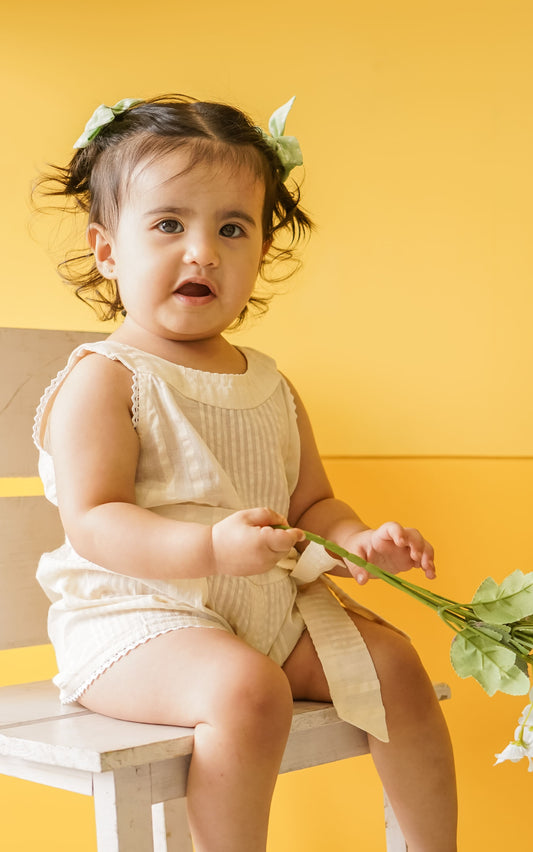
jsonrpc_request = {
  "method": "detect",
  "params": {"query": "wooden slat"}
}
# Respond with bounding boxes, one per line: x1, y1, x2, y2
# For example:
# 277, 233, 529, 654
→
0, 327, 106, 476
0, 681, 88, 728
280, 720, 369, 772
0, 712, 196, 773
0, 496, 64, 649
0, 753, 94, 795
149, 755, 191, 803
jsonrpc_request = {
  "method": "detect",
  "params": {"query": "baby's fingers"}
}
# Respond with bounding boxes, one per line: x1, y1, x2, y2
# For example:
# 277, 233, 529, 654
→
260, 524, 305, 553
242, 506, 287, 528
374, 521, 408, 548
376, 522, 436, 578
354, 568, 371, 585
402, 527, 436, 579
418, 541, 436, 579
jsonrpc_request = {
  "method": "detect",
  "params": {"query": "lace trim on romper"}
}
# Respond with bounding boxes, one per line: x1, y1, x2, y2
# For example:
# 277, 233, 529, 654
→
33, 346, 141, 453
131, 371, 140, 428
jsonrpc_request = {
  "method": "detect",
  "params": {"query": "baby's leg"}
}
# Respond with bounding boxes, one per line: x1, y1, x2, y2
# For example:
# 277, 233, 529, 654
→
79, 628, 294, 852
283, 614, 458, 852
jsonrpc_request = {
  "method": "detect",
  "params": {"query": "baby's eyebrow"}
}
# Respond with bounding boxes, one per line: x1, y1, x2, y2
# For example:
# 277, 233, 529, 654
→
143, 206, 192, 218
221, 210, 258, 228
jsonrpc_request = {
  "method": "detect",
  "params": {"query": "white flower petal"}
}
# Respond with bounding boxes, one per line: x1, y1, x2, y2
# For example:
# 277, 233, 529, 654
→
494, 742, 527, 765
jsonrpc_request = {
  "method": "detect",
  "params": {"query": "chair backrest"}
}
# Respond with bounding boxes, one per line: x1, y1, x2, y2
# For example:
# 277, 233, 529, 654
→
0, 328, 106, 650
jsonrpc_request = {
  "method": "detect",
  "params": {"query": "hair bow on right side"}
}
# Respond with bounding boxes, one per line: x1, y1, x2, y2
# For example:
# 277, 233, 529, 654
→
258, 96, 303, 180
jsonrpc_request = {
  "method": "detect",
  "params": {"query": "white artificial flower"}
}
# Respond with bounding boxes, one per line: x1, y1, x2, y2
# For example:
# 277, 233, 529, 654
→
495, 702, 533, 771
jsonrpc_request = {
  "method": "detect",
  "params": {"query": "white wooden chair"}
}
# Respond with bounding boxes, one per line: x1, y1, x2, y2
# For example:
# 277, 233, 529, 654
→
0, 328, 451, 851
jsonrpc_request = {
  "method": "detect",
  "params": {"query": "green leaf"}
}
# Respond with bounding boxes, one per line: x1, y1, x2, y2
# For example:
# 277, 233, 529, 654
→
450, 628, 530, 696
470, 621, 514, 646
515, 655, 530, 677
471, 571, 533, 624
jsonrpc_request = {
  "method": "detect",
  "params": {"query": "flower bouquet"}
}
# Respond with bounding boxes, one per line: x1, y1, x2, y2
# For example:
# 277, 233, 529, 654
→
299, 528, 533, 771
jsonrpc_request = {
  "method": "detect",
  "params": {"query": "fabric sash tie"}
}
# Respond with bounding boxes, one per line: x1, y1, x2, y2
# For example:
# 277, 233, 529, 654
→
291, 542, 389, 743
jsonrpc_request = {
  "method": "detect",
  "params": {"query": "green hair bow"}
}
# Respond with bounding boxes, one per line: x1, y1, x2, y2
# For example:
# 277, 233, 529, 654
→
73, 98, 144, 149
73, 96, 304, 181
257, 96, 303, 181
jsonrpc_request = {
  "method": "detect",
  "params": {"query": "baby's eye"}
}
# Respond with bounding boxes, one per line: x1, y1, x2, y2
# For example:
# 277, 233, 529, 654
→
157, 219, 183, 234
220, 223, 244, 238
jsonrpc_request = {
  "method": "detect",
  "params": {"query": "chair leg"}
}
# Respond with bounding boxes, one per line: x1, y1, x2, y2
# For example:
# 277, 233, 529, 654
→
152, 799, 193, 851
384, 789, 408, 852
93, 765, 154, 852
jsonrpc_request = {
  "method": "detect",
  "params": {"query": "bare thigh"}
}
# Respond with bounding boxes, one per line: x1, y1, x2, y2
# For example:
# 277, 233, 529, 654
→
78, 627, 291, 728
283, 611, 418, 702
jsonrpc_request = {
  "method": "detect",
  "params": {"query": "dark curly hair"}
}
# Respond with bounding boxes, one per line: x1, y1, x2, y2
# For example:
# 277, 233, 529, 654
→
35, 94, 313, 323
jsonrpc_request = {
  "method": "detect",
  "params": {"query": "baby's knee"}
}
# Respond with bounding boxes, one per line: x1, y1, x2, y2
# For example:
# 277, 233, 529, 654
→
381, 627, 420, 669
358, 618, 430, 692
373, 628, 436, 710
225, 655, 294, 737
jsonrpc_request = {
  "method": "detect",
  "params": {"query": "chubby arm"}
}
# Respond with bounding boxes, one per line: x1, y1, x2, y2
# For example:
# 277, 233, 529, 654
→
49, 354, 302, 580
286, 379, 435, 585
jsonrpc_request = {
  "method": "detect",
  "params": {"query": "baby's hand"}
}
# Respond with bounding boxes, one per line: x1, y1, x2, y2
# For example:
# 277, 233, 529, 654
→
345, 522, 436, 585
211, 508, 305, 576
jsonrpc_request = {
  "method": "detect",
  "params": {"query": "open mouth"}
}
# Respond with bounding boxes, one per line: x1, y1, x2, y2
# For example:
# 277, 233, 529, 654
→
177, 281, 213, 297
174, 279, 215, 303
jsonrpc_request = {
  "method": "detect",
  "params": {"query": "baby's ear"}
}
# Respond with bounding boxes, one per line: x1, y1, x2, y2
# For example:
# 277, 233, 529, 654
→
87, 223, 117, 280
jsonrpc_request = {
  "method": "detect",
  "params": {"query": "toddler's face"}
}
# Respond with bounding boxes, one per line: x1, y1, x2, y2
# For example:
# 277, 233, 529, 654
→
89, 146, 267, 346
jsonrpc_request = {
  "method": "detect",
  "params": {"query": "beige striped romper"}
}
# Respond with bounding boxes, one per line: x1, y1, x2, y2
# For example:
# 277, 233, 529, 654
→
34, 340, 389, 741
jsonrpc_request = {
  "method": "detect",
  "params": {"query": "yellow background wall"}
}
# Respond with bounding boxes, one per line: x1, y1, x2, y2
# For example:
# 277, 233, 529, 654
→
1, 1, 532, 849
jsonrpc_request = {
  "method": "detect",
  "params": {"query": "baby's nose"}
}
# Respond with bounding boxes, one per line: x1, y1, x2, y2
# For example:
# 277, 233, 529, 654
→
183, 233, 219, 267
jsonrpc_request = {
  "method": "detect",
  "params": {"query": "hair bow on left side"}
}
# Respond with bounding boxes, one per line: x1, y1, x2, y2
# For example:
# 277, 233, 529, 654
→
74, 98, 144, 149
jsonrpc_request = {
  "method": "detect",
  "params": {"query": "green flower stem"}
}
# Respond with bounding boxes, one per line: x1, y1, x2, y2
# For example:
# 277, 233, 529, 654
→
506, 632, 533, 658
513, 627, 533, 638
513, 642, 533, 659
299, 528, 454, 603
281, 526, 533, 655
437, 608, 467, 633
288, 526, 465, 613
